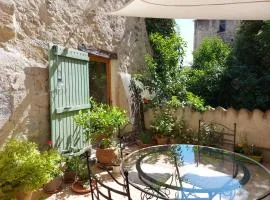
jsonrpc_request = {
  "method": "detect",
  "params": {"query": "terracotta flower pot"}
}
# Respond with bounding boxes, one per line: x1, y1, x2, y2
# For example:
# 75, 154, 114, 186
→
96, 147, 118, 165
43, 176, 62, 194
156, 136, 168, 145
63, 171, 76, 183
15, 191, 32, 200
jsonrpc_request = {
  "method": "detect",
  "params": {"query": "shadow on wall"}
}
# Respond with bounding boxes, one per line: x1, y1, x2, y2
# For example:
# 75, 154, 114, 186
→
0, 67, 50, 150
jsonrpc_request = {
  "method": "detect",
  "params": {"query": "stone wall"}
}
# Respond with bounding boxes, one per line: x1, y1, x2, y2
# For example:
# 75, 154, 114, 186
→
145, 107, 270, 162
194, 20, 241, 49
0, 0, 151, 148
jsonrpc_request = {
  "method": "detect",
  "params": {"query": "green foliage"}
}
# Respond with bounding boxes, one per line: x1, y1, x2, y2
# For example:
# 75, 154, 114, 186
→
76, 159, 88, 182
139, 131, 153, 144
218, 66, 270, 110
150, 98, 181, 137
185, 92, 205, 111
182, 65, 226, 108
63, 155, 78, 172
136, 33, 205, 110
235, 135, 262, 156
143, 20, 270, 111
0, 140, 61, 198
137, 33, 185, 101
150, 108, 176, 137
198, 122, 224, 147
183, 27, 270, 110
172, 119, 197, 144
145, 18, 176, 37
145, 18, 177, 68
234, 21, 270, 70
193, 37, 232, 69
74, 98, 128, 148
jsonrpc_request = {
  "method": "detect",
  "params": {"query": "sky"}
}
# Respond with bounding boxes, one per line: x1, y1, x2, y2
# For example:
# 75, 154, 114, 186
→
175, 19, 194, 66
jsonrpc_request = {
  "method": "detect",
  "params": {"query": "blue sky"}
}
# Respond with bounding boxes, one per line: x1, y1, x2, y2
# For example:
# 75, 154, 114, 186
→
175, 19, 194, 66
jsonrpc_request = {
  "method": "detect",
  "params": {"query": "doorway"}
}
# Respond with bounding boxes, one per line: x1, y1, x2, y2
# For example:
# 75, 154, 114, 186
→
89, 55, 111, 105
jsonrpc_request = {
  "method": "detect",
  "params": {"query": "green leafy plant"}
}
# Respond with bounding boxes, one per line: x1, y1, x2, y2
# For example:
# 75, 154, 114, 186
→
76, 160, 89, 182
74, 98, 128, 148
63, 155, 78, 172
198, 122, 224, 147
139, 131, 153, 144
0, 140, 62, 198
150, 108, 176, 138
235, 135, 262, 156
193, 37, 232, 69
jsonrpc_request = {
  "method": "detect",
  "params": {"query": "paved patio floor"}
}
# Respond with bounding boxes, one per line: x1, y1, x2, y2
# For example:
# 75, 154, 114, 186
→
32, 145, 270, 200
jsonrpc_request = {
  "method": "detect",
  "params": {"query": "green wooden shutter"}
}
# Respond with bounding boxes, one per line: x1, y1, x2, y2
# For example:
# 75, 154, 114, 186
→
48, 44, 90, 152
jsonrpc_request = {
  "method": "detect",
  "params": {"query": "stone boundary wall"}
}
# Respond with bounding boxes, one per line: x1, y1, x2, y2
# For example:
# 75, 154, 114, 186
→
145, 107, 270, 161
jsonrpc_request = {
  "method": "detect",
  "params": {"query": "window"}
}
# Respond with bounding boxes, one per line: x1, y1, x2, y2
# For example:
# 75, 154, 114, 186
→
219, 20, 226, 32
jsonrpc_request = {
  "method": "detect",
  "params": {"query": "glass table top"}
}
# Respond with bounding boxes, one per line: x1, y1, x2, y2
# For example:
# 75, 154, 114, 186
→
121, 144, 270, 200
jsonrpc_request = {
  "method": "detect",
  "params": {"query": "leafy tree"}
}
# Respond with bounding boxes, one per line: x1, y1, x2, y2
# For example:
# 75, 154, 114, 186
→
187, 21, 270, 111
234, 21, 270, 71
136, 33, 186, 102
145, 18, 177, 70
136, 32, 205, 111
193, 37, 232, 69
145, 18, 176, 37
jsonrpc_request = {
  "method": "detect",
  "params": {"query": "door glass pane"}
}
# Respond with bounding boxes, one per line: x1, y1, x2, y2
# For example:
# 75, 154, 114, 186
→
89, 60, 108, 104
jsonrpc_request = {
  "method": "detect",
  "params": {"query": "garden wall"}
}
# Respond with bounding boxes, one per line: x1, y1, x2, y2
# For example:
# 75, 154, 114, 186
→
0, 0, 150, 148
145, 107, 270, 162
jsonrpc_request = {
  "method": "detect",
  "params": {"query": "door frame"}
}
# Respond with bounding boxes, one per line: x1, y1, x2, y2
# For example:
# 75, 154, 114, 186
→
89, 55, 112, 105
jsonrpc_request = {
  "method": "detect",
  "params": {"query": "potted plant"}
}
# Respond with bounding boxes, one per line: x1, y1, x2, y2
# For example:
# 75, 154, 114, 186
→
235, 135, 263, 163
42, 150, 63, 194
151, 108, 175, 145
62, 155, 78, 183
74, 98, 128, 165
0, 139, 61, 200
169, 119, 187, 144
137, 131, 153, 148
71, 157, 94, 194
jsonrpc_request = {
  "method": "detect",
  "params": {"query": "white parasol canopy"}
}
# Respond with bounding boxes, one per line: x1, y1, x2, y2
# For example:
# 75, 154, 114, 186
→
109, 0, 270, 20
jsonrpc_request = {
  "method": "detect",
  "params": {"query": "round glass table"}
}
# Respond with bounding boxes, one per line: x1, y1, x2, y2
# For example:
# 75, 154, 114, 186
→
121, 145, 270, 200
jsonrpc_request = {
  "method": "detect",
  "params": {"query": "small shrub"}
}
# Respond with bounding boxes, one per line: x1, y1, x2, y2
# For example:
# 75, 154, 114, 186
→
74, 98, 128, 148
0, 140, 61, 198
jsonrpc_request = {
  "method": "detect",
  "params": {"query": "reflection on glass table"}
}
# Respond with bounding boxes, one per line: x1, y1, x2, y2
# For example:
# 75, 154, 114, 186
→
121, 145, 270, 200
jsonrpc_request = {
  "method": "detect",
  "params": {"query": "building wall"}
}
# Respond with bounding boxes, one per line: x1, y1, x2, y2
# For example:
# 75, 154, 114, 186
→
145, 107, 270, 162
0, 0, 151, 148
194, 20, 241, 49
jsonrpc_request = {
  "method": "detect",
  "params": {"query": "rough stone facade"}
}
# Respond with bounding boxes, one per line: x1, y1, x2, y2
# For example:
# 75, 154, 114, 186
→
0, 0, 151, 148
194, 20, 241, 49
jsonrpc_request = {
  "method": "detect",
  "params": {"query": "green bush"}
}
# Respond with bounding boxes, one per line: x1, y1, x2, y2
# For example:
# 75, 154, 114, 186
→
0, 140, 61, 198
74, 98, 128, 148
193, 37, 232, 69
150, 107, 176, 137
188, 21, 270, 111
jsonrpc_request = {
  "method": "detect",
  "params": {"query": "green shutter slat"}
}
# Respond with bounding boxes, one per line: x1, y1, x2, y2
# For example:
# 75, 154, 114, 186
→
48, 44, 90, 152
53, 45, 89, 61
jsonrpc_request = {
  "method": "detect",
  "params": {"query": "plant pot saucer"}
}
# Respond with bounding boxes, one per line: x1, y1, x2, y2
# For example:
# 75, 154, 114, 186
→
71, 181, 96, 194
